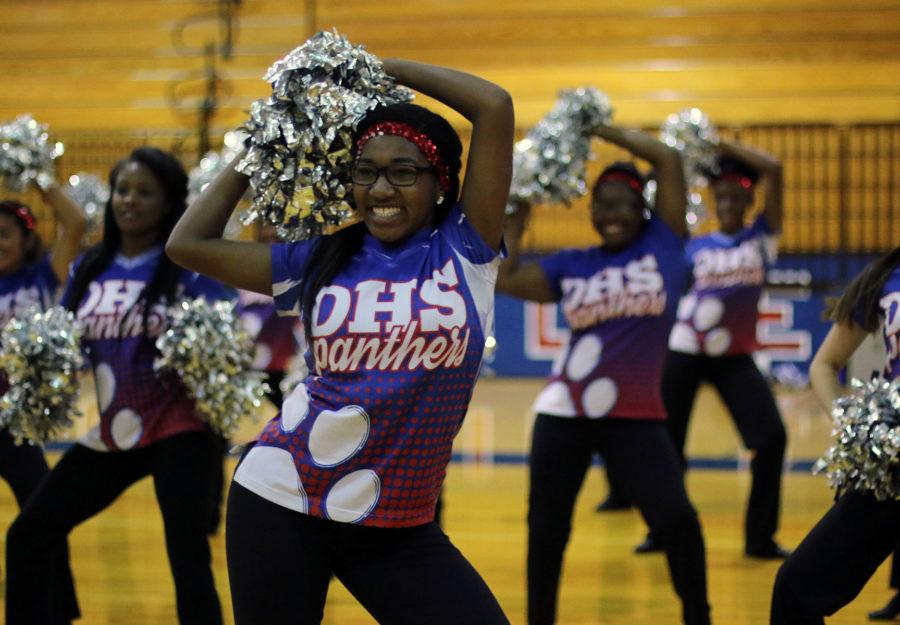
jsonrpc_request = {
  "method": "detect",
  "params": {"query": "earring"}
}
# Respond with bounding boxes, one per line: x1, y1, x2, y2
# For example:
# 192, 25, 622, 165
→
437, 193, 445, 205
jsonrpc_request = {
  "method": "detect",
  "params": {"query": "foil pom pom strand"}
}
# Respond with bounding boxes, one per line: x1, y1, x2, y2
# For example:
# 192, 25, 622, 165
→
64, 173, 109, 245
0, 306, 84, 444
154, 298, 268, 437
0, 115, 64, 192
507, 87, 613, 214
659, 108, 718, 230
236, 30, 413, 241
659, 108, 719, 181
813, 377, 900, 501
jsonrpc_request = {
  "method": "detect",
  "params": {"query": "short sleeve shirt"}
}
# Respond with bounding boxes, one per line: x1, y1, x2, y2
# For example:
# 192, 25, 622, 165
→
64, 247, 235, 451
533, 215, 689, 420
234, 203, 503, 527
669, 215, 778, 357
238, 289, 301, 373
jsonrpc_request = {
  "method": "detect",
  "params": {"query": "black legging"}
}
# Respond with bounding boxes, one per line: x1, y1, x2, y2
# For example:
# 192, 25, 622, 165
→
662, 350, 787, 552
7, 430, 222, 625
226, 481, 510, 625
528, 414, 711, 625
771, 490, 900, 624
0, 429, 79, 625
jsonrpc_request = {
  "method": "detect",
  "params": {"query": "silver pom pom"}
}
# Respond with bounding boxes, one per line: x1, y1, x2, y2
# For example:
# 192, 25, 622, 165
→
0, 115, 64, 192
659, 108, 719, 180
0, 306, 84, 444
64, 173, 109, 245
659, 108, 718, 230
507, 87, 613, 214
236, 30, 413, 241
154, 298, 268, 437
813, 377, 900, 501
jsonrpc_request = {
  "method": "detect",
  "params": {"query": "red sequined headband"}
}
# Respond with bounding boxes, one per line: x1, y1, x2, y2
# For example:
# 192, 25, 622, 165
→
597, 171, 643, 194
717, 172, 754, 190
355, 121, 453, 193
0, 203, 36, 231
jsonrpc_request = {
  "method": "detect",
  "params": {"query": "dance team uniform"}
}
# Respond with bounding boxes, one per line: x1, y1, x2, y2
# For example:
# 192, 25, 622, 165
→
664, 214, 787, 554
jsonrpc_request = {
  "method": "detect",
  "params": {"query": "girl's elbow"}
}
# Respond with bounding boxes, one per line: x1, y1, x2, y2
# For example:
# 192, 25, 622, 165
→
164, 236, 188, 265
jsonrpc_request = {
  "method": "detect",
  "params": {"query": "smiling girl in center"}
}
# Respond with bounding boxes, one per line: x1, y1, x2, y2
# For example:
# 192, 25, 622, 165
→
166, 56, 515, 624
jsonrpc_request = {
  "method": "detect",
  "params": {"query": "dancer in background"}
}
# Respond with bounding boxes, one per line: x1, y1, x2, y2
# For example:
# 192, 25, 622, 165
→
166, 56, 515, 624
770, 246, 900, 624
638, 140, 789, 557
7, 147, 230, 625
498, 123, 711, 625
0, 181, 85, 625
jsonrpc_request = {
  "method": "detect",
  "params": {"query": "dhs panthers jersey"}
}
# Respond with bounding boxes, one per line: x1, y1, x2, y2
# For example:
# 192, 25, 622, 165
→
64, 246, 234, 451
669, 215, 777, 357
234, 203, 502, 528
533, 215, 689, 420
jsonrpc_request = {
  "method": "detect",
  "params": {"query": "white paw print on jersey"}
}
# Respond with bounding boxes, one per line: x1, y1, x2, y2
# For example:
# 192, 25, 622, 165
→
280, 384, 310, 431
234, 445, 308, 513
676, 294, 698, 321
693, 297, 724, 332
703, 328, 732, 356
562, 335, 618, 417
95, 362, 116, 413
582, 377, 618, 418
308, 406, 370, 467
668, 322, 700, 353
110, 408, 142, 449
325, 469, 381, 523
566, 335, 602, 381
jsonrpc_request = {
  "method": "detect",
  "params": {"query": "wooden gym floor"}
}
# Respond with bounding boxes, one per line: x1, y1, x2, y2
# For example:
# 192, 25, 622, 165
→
0, 377, 892, 624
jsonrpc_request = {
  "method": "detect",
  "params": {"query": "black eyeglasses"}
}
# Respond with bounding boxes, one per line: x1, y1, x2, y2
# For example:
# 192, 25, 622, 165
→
351, 164, 434, 187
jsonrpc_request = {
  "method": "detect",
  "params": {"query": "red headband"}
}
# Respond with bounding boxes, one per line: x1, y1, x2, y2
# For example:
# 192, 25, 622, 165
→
597, 171, 643, 194
717, 173, 754, 190
0, 203, 36, 231
355, 121, 453, 193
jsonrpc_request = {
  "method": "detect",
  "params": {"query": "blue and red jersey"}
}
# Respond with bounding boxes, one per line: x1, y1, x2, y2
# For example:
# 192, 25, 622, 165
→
234, 202, 501, 527
0, 255, 59, 395
63, 246, 234, 451
668, 214, 778, 357
238, 289, 301, 373
854, 265, 900, 381
533, 215, 689, 420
